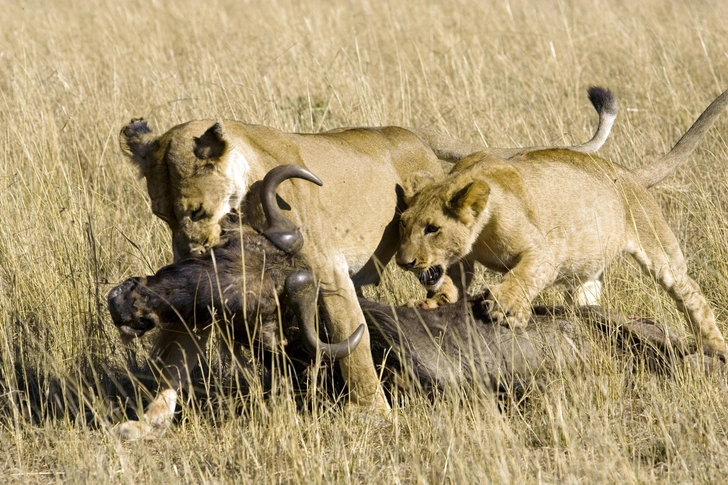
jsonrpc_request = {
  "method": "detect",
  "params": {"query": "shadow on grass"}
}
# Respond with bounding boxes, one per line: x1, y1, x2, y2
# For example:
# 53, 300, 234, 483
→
2, 301, 721, 432
0, 340, 351, 431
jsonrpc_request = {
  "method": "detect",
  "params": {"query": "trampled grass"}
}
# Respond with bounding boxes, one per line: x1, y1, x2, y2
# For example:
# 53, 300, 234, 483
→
1, 0, 728, 483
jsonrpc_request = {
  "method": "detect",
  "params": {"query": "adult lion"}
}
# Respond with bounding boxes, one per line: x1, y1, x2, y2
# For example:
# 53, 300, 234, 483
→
396, 89, 728, 353
118, 87, 616, 414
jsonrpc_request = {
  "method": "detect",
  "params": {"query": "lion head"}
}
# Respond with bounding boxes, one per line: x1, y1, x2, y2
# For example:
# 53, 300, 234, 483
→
396, 163, 491, 290
119, 119, 249, 260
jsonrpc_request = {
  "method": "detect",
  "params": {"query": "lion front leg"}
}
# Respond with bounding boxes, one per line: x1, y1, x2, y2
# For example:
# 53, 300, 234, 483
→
318, 265, 391, 414
115, 328, 210, 440
486, 253, 558, 328
485, 283, 532, 328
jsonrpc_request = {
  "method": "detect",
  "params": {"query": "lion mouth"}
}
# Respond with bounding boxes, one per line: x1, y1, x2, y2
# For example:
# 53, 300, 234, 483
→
418, 265, 444, 287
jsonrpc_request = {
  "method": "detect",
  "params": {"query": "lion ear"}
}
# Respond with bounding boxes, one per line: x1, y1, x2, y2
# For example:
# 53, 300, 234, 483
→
194, 121, 228, 160
446, 181, 490, 223
402, 171, 436, 204
119, 118, 158, 177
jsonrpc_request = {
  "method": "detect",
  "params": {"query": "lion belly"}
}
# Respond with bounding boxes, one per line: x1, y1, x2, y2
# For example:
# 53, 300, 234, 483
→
515, 157, 631, 287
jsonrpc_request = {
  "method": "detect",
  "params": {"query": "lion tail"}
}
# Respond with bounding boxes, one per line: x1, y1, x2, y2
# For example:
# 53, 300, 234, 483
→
570, 86, 619, 154
409, 86, 617, 162
634, 88, 728, 188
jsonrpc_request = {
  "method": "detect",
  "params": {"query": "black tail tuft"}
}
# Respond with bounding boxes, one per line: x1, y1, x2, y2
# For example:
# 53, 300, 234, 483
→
587, 86, 618, 116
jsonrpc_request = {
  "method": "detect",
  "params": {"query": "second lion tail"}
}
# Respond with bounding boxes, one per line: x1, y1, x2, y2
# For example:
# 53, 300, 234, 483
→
634, 88, 728, 188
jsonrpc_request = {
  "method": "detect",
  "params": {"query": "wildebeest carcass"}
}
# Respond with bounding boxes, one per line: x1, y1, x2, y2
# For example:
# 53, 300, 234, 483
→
362, 297, 695, 397
108, 165, 711, 439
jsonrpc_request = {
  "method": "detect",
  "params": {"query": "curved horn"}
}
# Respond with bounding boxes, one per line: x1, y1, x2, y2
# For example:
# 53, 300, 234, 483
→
261, 164, 323, 254
284, 269, 364, 360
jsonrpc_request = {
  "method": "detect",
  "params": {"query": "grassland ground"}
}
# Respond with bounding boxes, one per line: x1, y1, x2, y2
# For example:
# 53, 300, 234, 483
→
1, 0, 728, 483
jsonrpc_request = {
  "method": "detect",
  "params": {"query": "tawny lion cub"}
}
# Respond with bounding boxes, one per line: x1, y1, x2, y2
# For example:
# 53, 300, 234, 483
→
396, 89, 728, 353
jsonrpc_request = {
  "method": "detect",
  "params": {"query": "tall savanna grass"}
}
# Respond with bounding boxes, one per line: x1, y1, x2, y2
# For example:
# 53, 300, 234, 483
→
1, 0, 727, 483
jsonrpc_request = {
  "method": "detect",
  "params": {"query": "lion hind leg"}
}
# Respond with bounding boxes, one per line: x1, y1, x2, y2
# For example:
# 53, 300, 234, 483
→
627, 230, 727, 353
567, 274, 604, 306
115, 329, 210, 439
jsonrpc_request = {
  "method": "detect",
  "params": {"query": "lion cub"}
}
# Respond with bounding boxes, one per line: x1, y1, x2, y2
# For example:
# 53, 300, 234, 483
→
396, 89, 728, 352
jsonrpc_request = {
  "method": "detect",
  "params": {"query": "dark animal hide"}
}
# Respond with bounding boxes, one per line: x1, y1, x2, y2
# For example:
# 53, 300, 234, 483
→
109, 217, 305, 353
109, 219, 694, 398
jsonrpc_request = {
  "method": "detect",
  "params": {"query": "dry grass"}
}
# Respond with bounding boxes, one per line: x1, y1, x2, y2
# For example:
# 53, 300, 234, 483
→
1, 0, 728, 482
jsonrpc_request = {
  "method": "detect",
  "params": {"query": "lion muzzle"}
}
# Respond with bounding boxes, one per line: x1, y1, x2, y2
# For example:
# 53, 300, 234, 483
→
418, 265, 444, 287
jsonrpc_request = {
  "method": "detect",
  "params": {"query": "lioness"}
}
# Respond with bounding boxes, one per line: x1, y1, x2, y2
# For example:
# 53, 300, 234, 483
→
119, 87, 616, 413
396, 89, 728, 353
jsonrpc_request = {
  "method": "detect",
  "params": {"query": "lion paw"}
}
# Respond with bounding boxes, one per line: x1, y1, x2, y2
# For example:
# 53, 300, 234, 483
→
114, 419, 169, 440
490, 308, 529, 328
482, 294, 529, 328
704, 333, 728, 354
407, 292, 452, 309
406, 298, 441, 309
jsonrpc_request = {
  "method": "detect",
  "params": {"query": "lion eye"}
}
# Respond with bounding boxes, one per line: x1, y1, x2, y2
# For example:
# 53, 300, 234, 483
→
424, 224, 440, 235
190, 206, 207, 222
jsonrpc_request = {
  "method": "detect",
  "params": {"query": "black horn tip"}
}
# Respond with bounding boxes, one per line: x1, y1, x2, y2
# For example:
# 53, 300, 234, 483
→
261, 164, 323, 255
343, 324, 366, 355
263, 164, 323, 188
310, 173, 323, 187
318, 324, 366, 361
285, 269, 314, 293
283, 269, 363, 361
265, 229, 304, 254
